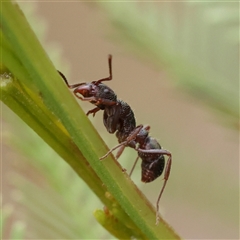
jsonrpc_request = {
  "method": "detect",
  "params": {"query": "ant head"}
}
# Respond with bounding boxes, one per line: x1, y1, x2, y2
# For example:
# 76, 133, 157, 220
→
96, 83, 117, 102
74, 82, 97, 98
73, 82, 117, 103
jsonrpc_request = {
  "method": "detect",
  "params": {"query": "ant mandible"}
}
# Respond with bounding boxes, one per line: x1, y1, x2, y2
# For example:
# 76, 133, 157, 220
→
59, 55, 172, 225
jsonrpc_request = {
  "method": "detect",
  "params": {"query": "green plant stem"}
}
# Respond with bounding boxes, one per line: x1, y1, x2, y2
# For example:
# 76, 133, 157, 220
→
0, 75, 109, 206
1, 1, 180, 239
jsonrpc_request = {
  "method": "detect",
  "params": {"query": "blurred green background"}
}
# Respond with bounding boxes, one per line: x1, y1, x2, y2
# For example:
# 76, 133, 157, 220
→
2, 2, 239, 239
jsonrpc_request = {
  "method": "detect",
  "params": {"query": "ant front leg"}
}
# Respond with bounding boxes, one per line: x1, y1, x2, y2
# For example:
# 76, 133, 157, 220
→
86, 107, 101, 117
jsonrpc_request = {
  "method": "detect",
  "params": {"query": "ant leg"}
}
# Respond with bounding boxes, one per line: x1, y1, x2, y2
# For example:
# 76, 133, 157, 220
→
155, 154, 172, 225
137, 148, 172, 225
95, 55, 112, 84
128, 126, 150, 176
100, 125, 143, 160
99, 140, 128, 160
129, 155, 140, 177
115, 145, 126, 159
86, 107, 101, 117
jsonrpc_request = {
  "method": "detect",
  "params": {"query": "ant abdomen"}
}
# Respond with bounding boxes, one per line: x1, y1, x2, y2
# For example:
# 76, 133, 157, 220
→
141, 155, 165, 183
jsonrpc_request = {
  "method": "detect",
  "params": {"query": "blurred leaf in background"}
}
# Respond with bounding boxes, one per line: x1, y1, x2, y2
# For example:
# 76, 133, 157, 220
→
99, 1, 239, 129
2, 204, 26, 239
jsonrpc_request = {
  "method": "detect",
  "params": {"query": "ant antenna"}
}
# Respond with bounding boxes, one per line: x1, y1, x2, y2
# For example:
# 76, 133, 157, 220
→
95, 54, 112, 84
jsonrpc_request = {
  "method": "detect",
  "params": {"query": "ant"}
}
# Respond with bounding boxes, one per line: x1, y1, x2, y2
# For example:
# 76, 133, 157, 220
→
59, 55, 172, 225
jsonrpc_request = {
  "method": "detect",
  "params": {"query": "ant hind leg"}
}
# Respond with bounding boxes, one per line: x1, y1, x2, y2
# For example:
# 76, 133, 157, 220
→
155, 154, 172, 225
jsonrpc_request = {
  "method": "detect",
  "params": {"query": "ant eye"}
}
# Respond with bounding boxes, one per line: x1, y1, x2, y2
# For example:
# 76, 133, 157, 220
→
104, 88, 110, 94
